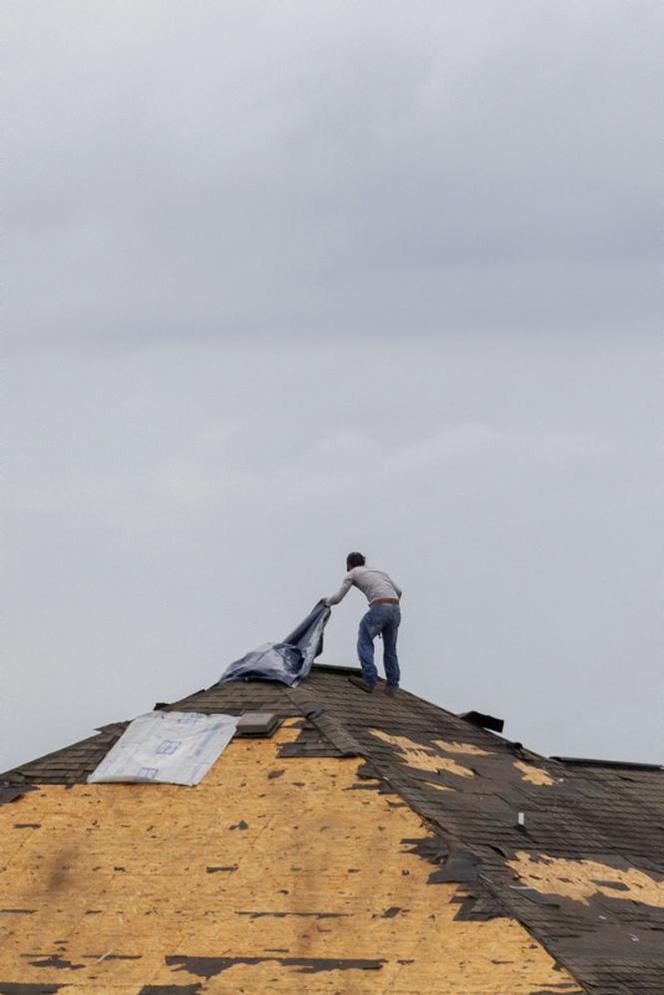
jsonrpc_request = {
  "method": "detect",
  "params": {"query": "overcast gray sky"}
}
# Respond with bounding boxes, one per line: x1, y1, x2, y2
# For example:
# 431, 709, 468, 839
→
3, 1, 663, 770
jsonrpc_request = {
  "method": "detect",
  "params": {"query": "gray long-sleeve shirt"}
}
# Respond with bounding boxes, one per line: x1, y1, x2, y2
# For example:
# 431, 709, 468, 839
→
327, 566, 402, 606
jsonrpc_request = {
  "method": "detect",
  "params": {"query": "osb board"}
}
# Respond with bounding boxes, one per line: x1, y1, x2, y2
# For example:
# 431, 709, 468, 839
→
0, 727, 581, 994
508, 849, 664, 908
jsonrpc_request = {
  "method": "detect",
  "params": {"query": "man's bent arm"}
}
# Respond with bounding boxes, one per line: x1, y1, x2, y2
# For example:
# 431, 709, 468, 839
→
327, 574, 353, 606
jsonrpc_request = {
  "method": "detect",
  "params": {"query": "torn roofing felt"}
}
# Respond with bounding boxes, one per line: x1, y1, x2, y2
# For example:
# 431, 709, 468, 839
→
217, 602, 330, 687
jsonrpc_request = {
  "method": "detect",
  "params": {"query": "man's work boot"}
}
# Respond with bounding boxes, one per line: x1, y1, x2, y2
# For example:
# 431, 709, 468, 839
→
348, 675, 374, 694
385, 684, 399, 696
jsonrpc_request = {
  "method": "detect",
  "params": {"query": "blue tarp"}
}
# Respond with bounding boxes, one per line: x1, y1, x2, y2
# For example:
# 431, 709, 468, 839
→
216, 602, 331, 687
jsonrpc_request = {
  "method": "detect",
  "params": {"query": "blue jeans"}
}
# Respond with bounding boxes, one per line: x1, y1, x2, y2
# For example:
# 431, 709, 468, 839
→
357, 604, 401, 689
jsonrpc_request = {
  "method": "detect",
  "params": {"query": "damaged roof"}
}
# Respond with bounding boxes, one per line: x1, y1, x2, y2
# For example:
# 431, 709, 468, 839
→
2, 664, 663, 994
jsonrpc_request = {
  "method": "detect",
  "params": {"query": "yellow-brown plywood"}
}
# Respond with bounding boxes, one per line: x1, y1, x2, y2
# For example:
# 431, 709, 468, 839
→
0, 728, 582, 993
432, 739, 493, 757
513, 760, 557, 786
508, 849, 664, 908
422, 780, 454, 792
368, 729, 475, 779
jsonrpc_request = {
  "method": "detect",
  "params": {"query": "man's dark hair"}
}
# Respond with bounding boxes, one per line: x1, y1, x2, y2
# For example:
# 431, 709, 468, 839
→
346, 551, 366, 570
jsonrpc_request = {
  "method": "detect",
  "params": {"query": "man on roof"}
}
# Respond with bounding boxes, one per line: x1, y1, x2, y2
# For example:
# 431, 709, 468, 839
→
322, 552, 402, 695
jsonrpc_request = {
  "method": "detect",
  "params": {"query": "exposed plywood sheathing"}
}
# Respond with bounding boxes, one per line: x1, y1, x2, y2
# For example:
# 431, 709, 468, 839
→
0, 725, 579, 993
508, 850, 664, 908
431, 738, 494, 756
422, 780, 454, 792
513, 760, 557, 786
368, 729, 475, 779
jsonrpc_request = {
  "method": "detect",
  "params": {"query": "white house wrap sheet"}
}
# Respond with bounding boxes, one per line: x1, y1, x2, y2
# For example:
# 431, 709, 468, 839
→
87, 711, 238, 786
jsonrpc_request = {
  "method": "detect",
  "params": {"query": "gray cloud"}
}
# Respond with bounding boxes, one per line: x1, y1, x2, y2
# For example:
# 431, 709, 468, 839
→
3, 2, 662, 770
4, 1, 661, 344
